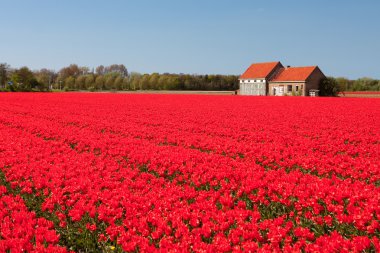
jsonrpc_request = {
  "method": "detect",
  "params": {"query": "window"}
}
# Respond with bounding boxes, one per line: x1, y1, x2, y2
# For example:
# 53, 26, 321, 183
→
296, 85, 299, 91
287, 85, 292, 92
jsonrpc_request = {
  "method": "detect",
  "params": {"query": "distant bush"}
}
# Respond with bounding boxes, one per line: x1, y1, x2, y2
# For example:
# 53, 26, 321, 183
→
319, 77, 340, 96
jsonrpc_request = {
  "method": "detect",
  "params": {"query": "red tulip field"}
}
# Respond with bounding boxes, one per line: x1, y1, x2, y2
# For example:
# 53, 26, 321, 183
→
0, 93, 379, 252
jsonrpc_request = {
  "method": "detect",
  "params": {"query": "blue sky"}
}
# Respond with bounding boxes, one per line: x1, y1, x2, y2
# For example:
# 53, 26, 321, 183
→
0, 0, 379, 79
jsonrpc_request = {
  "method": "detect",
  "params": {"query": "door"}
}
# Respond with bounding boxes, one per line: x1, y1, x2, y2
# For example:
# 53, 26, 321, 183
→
273, 86, 284, 96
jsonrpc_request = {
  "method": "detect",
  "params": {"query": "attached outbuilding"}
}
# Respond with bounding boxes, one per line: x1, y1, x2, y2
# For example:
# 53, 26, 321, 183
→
239, 62, 283, 96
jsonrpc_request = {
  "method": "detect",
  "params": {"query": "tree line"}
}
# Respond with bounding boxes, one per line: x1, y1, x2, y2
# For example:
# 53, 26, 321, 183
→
333, 77, 380, 92
0, 63, 239, 92
318, 77, 380, 96
1, 62, 379, 93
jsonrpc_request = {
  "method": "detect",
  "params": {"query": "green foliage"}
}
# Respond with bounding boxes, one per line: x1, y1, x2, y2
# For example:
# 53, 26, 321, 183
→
122, 77, 129, 90
319, 77, 340, 96
104, 75, 116, 90
95, 76, 105, 90
65, 76, 75, 90
0, 63, 9, 89
114, 76, 123, 90
128, 73, 238, 91
85, 75, 95, 89
59, 64, 81, 80
2, 62, 379, 93
129, 73, 141, 90
34, 68, 55, 91
351, 77, 380, 91
335, 77, 351, 91
75, 75, 86, 90
10, 66, 40, 91
328, 76, 380, 92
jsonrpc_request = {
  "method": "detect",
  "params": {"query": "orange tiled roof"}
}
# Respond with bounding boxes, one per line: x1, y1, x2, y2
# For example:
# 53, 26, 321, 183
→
240, 62, 281, 79
271, 66, 317, 82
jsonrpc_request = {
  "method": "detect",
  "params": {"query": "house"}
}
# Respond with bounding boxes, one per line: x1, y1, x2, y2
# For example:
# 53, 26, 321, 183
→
239, 61, 326, 96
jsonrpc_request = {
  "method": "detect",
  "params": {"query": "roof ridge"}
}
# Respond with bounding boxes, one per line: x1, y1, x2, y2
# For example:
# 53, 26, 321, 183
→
240, 61, 282, 79
270, 66, 317, 82
286, 66, 317, 68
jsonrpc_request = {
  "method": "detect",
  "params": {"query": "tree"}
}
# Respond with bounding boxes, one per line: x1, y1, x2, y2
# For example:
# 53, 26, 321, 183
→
149, 73, 160, 90
335, 77, 350, 91
0, 63, 9, 89
118, 64, 128, 78
227, 75, 239, 90
139, 74, 150, 90
75, 75, 86, 90
96, 65, 105, 75
11, 67, 37, 91
104, 75, 116, 90
55, 76, 65, 90
65, 76, 75, 90
129, 72, 141, 90
122, 77, 129, 90
34, 68, 56, 90
104, 64, 128, 77
85, 75, 95, 90
319, 77, 340, 96
183, 76, 193, 90
95, 76, 105, 90
157, 75, 169, 90
166, 76, 180, 90
59, 64, 81, 80
114, 76, 123, 90
352, 78, 379, 91
79, 66, 90, 75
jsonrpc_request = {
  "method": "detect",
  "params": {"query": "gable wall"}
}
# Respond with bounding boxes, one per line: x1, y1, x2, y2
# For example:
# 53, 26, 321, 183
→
305, 67, 326, 96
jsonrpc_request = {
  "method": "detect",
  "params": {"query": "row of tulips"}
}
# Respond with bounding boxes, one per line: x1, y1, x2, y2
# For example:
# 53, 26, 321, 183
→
0, 93, 379, 252
0, 182, 68, 252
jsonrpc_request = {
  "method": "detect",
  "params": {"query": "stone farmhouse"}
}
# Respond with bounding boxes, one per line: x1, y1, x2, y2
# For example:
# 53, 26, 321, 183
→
239, 61, 325, 96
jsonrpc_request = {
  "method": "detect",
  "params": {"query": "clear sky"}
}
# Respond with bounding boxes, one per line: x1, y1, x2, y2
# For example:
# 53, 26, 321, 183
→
0, 0, 379, 79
